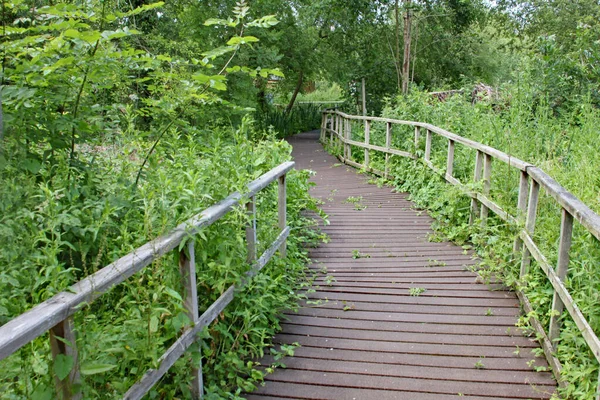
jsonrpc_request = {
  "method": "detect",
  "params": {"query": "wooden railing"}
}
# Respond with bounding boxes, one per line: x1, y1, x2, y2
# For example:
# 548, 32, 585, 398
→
0, 161, 295, 399
321, 110, 600, 398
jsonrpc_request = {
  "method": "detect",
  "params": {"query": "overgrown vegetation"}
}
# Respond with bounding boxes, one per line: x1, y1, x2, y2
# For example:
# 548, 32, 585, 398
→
326, 84, 600, 397
255, 103, 322, 138
3, 0, 600, 397
0, 1, 323, 398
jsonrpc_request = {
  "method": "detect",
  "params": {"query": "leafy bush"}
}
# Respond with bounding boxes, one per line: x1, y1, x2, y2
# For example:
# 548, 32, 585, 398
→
0, 120, 323, 398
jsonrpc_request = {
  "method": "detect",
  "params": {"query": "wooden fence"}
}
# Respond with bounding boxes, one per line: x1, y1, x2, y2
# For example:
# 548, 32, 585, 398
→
0, 161, 295, 399
321, 110, 600, 399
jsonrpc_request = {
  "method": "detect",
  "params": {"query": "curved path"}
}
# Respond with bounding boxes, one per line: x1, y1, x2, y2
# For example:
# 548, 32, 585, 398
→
248, 131, 556, 399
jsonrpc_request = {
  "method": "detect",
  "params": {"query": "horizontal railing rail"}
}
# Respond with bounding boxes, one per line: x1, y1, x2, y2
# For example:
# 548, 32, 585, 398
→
0, 161, 295, 399
321, 109, 600, 399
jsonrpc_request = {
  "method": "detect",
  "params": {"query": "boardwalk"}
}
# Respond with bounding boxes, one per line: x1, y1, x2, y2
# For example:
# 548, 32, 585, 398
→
248, 131, 556, 399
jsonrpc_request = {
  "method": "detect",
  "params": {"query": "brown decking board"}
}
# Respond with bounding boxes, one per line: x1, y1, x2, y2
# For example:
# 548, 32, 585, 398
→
248, 131, 556, 399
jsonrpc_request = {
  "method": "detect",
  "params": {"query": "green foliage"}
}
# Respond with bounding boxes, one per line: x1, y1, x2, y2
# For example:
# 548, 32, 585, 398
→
0, 1, 324, 398
255, 103, 322, 138
325, 85, 600, 398
0, 120, 322, 398
388, 89, 600, 398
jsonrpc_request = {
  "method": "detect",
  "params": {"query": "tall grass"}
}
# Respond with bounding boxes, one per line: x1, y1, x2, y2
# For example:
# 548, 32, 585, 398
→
255, 103, 324, 137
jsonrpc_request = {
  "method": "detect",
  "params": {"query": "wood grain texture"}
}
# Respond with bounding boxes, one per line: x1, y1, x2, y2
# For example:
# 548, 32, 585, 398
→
248, 131, 556, 399
321, 110, 600, 397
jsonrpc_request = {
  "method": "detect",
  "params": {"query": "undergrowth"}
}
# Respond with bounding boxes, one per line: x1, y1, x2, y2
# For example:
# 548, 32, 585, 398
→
255, 103, 322, 138
0, 121, 323, 399
326, 87, 600, 398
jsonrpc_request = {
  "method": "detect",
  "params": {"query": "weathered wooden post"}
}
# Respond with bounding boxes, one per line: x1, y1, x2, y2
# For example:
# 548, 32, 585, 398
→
320, 112, 326, 142
512, 170, 529, 256
520, 179, 540, 277
246, 197, 257, 263
337, 115, 343, 152
548, 208, 574, 348
424, 129, 432, 162
414, 126, 421, 155
469, 150, 483, 225
446, 139, 455, 181
179, 241, 202, 398
278, 175, 287, 257
364, 119, 371, 169
342, 118, 347, 160
50, 318, 81, 400
385, 122, 392, 178
480, 153, 492, 226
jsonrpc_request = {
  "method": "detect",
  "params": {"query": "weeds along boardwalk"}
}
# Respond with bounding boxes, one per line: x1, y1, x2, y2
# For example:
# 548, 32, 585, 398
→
247, 131, 556, 399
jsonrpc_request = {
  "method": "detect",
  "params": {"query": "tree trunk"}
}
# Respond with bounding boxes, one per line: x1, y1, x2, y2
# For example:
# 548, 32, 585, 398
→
362, 78, 366, 116
285, 70, 304, 115
402, 0, 412, 95
395, 0, 401, 92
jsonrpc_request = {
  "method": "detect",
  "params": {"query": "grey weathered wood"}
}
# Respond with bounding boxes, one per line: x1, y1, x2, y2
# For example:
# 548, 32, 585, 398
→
341, 156, 386, 177
330, 114, 334, 143
346, 118, 352, 160
424, 129, 432, 162
364, 119, 371, 169
385, 122, 391, 179
123, 227, 290, 400
342, 118, 347, 159
278, 175, 287, 257
323, 110, 531, 170
246, 197, 257, 263
520, 179, 540, 278
528, 166, 600, 242
320, 113, 326, 142
321, 109, 600, 391
345, 139, 414, 159
0, 161, 294, 361
516, 290, 564, 388
337, 115, 342, 150
414, 125, 420, 153
445, 139, 455, 181
475, 193, 515, 224
179, 241, 202, 398
469, 150, 484, 225
50, 317, 81, 400
479, 153, 492, 225
512, 170, 529, 257
548, 208, 574, 349
520, 231, 600, 365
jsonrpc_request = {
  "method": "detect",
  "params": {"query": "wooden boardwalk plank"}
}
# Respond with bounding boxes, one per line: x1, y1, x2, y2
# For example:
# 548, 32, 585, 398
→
247, 131, 555, 399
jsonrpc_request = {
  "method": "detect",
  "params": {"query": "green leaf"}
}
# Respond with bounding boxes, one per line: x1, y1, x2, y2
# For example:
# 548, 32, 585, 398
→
226, 36, 259, 46
63, 29, 81, 39
211, 79, 227, 91
53, 354, 74, 381
204, 18, 236, 27
164, 287, 182, 302
267, 68, 284, 77
149, 316, 159, 333
80, 363, 117, 376
31, 386, 53, 400
246, 15, 279, 28
202, 45, 237, 59
119, 2, 164, 18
